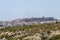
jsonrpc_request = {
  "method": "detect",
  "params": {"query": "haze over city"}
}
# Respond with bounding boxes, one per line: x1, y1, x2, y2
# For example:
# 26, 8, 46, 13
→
0, 0, 60, 21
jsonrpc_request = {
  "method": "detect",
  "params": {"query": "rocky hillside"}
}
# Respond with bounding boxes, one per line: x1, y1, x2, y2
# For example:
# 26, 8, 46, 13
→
0, 21, 60, 40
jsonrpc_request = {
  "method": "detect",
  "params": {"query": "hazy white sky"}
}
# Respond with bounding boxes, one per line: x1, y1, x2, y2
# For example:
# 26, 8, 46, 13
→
0, 0, 60, 21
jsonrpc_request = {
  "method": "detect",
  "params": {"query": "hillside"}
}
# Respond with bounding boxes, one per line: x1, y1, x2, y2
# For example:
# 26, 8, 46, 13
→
0, 21, 60, 40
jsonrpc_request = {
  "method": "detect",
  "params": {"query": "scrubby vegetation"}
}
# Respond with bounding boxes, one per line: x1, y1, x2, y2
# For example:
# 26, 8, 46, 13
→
0, 22, 60, 40
49, 35, 60, 40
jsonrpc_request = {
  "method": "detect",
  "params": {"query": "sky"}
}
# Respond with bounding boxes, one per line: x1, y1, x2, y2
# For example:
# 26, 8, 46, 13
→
0, 0, 60, 21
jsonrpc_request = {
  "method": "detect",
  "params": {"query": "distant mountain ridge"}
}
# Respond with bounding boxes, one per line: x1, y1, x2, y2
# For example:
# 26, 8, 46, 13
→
23, 17, 57, 22
0, 17, 59, 28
